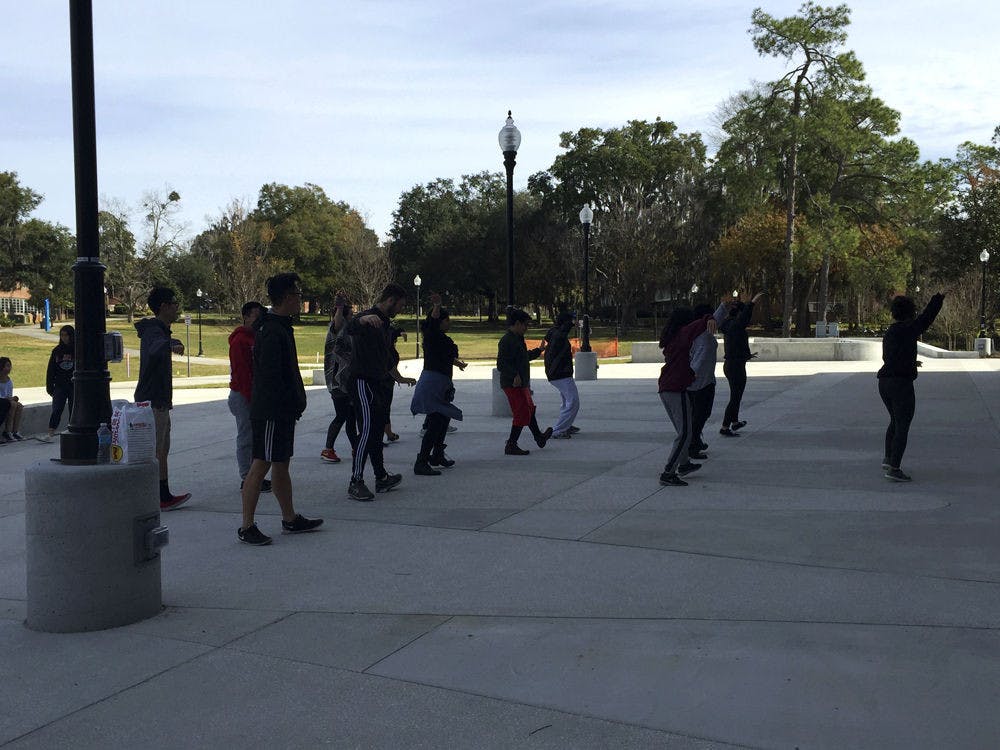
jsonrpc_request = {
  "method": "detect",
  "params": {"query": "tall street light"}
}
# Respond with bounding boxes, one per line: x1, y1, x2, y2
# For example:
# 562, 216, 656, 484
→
62, 0, 111, 463
196, 288, 204, 356
498, 111, 521, 309
579, 203, 593, 352
691, 282, 699, 303
414, 274, 422, 358
980, 249, 991, 337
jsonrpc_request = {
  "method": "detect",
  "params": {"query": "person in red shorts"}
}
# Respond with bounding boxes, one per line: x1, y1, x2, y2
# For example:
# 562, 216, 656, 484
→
496, 308, 552, 455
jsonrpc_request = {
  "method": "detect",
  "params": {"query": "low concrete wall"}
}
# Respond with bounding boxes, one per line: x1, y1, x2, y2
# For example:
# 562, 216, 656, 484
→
634, 337, 892, 363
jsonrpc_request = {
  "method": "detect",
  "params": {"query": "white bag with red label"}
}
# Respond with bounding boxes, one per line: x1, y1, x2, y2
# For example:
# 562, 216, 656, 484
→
111, 400, 156, 464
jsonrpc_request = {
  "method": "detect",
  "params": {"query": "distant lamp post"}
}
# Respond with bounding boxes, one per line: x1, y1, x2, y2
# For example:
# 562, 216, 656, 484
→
498, 111, 521, 308
196, 288, 204, 356
732, 289, 739, 299
691, 282, 699, 298
980, 249, 990, 337
414, 274, 422, 358
579, 203, 594, 352
44, 283, 53, 331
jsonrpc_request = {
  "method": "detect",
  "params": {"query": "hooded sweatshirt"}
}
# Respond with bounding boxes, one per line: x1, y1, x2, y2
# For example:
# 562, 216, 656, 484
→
134, 317, 176, 409
46, 341, 75, 395
658, 315, 711, 393
228, 325, 256, 402
250, 312, 306, 421
543, 323, 574, 381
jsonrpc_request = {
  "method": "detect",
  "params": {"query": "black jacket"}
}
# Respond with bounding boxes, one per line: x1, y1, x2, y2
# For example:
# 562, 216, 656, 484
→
497, 330, 542, 388
46, 342, 74, 395
346, 306, 394, 385
134, 317, 177, 409
421, 316, 458, 380
543, 324, 574, 381
250, 312, 306, 421
878, 294, 944, 380
720, 302, 755, 363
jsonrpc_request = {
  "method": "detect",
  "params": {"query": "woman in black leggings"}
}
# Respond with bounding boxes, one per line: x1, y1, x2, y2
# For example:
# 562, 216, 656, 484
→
719, 292, 764, 436
877, 292, 944, 482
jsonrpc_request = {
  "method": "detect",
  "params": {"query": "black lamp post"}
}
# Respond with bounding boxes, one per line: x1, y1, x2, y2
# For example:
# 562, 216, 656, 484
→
498, 111, 521, 308
579, 203, 593, 352
62, 0, 111, 464
980, 249, 990, 338
414, 274, 422, 358
196, 288, 204, 356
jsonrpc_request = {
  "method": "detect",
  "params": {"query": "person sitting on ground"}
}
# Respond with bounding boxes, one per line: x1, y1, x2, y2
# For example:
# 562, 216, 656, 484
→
658, 307, 717, 486
0, 357, 25, 442
45, 325, 75, 440
877, 291, 945, 483
410, 292, 467, 475
497, 308, 552, 455
238, 272, 324, 545
544, 311, 580, 439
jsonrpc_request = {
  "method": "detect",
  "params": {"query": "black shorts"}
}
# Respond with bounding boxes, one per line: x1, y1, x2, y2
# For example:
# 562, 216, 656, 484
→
251, 419, 296, 463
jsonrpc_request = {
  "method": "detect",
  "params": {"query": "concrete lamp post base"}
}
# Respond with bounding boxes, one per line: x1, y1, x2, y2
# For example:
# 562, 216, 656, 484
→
491, 368, 512, 417
574, 351, 598, 381
975, 338, 993, 357
25, 460, 165, 633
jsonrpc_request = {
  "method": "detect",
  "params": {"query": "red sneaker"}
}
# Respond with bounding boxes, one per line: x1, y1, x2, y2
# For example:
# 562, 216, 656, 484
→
320, 449, 341, 463
161, 492, 191, 511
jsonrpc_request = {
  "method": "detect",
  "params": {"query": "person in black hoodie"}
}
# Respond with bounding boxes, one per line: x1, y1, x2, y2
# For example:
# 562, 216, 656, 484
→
877, 292, 945, 482
544, 311, 580, 439
345, 282, 408, 501
45, 325, 75, 440
497, 308, 551, 455
238, 273, 323, 545
135, 287, 190, 510
410, 292, 467, 475
719, 292, 764, 436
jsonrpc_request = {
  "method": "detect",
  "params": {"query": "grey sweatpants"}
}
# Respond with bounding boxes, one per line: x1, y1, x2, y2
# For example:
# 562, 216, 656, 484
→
659, 390, 691, 475
228, 389, 253, 480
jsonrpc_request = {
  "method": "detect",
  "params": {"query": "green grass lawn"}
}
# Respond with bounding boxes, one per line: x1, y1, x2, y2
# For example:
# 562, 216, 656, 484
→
2, 315, 637, 389
0, 331, 230, 389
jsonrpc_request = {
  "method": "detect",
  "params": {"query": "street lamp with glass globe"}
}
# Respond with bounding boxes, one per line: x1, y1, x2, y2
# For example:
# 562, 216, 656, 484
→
579, 203, 593, 352
498, 111, 521, 308
414, 274, 422, 358
980, 249, 990, 337
196, 288, 204, 356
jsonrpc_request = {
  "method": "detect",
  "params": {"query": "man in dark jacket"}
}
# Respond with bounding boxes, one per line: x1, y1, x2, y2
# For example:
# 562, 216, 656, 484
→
238, 273, 323, 545
544, 311, 580, 439
135, 287, 190, 511
345, 282, 407, 501
497, 308, 552, 455
877, 292, 945, 482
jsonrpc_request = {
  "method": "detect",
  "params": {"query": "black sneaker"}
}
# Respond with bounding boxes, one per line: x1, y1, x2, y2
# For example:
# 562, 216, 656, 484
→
535, 427, 553, 448
260, 479, 272, 493
568, 426, 581, 434
376, 473, 403, 492
348, 480, 375, 501
281, 514, 323, 534
731, 421, 747, 431
237, 523, 272, 545
688, 451, 708, 460
884, 468, 912, 482
719, 427, 740, 437
659, 472, 688, 486
414, 460, 441, 476
678, 462, 701, 475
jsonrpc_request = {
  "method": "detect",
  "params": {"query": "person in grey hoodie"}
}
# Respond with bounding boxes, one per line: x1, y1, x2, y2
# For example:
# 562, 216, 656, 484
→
687, 303, 726, 459
134, 287, 190, 511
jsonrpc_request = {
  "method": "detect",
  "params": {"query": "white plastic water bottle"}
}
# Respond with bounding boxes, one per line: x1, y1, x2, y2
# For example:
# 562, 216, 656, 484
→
97, 423, 112, 464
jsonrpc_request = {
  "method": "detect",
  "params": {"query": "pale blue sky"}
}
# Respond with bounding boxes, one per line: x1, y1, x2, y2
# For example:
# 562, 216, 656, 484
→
3, 1, 999, 241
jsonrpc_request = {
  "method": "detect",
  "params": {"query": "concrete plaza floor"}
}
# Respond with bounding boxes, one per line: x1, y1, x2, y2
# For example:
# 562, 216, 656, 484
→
1, 359, 999, 749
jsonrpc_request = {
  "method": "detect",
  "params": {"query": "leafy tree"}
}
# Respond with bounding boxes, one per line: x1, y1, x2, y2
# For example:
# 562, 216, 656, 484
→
0, 171, 44, 290
99, 207, 144, 321
748, 1, 861, 335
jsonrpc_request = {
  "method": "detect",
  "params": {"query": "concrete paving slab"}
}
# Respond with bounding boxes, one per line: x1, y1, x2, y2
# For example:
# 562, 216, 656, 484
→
228, 611, 450, 671
1, 358, 998, 748
4, 648, 737, 750
370, 616, 1000, 750
0, 620, 210, 745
